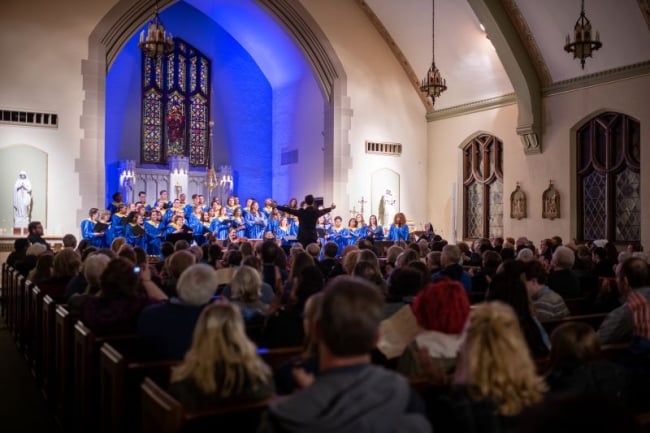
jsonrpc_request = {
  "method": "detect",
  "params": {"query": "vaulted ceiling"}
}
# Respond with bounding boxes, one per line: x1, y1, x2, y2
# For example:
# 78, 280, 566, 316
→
364, 0, 650, 110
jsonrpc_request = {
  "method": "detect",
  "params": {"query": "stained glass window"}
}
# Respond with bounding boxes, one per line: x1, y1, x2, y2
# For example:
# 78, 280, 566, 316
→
141, 38, 211, 167
577, 113, 640, 242
463, 134, 503, 239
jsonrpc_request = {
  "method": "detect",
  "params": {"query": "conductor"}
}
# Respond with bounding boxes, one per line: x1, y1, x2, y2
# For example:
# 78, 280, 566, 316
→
275, 194, 336, 247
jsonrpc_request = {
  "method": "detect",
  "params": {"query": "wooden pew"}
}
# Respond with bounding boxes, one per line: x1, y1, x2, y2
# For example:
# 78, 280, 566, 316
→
563, 296, 590, 316
29, 285, 44, 381
540, 312, 608, 336
54, 305, 79, 428
257, 346, 303, 370
140, 377, 272, 433
20, 280, 35, 358
41, 295, 57, 404
99, 340, 179, 433
73, 321, 139, 432
1, 263, 9, 319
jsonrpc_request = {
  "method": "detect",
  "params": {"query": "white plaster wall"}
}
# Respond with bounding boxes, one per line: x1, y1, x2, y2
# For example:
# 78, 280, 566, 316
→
300, 0, 429, 225
0, 0, 116, 235
428, 74, 650, 246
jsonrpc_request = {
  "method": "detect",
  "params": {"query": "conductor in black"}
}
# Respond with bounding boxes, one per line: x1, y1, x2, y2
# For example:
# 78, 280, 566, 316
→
275, 195, 336, 247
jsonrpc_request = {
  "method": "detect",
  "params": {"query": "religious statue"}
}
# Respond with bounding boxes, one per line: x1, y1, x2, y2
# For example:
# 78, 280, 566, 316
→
13, 171, 32, 228
166, 105, 185, 155
510, 182, 527, 220
542, 180, 560, 220
378, 189, 396, 227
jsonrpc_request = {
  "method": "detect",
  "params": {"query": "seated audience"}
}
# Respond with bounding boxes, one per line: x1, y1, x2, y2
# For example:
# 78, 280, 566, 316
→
169, 301, 273, 410
422, 302, 546, 433
68, 253, 111, 315
523, 260, 570, 321
27, 252, 54, 285
38, 248, 82, 300
230, 265, 269, 323
432, 244, 472, 293
487, 264, 550, 359
81, 257, 166, 335
598, 256, 650, 345
138, 263, 218, 360
546, 322, 627, 403
273, 292, 323, 395
547, 246, 581, 298
260, 276, 431, 433
398, 279, 470, 376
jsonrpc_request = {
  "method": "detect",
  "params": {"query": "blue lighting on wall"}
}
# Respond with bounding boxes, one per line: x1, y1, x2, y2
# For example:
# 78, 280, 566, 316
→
106, 0, 287, 205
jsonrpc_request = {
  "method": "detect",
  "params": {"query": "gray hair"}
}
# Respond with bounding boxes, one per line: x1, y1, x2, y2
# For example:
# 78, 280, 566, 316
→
230, 265, 262, 303
83, 254, 111, 290
442, 244, 461, 264
552, 246, 575, 270
516, 248, 535, 262
177, 263, 218, 306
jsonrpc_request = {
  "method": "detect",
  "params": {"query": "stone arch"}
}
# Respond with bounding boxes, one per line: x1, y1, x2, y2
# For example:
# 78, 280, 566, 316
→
79, 0, 351, 222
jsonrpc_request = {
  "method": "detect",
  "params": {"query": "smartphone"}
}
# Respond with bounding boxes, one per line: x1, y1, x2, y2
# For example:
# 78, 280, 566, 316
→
133, 266, 141, 274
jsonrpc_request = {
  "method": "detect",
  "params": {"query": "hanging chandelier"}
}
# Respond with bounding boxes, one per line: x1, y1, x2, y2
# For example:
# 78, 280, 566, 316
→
419, 0, 447, 106
564, 0, 602, 69
139, 2, 174, 57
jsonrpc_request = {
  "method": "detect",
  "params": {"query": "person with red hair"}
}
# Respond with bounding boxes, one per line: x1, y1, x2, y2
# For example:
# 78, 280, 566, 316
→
398, 278, 470, 375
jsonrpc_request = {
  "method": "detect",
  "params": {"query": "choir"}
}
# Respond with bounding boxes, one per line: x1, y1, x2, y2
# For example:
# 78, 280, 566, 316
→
80, 191, 405, 257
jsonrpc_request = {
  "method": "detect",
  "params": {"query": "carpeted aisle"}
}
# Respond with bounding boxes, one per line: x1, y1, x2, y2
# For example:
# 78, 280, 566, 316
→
0, 320, 59, 432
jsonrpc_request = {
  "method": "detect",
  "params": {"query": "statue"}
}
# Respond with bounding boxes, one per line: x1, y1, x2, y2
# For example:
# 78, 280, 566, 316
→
542, 180, 560, 220
13, 171, 32, 228
510, 183, 527, 220
378, 189, 396, 227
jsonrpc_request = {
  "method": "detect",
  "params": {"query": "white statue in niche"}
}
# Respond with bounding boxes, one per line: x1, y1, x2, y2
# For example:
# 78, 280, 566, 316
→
13, 171, 32, 228
378, 189, 396, 227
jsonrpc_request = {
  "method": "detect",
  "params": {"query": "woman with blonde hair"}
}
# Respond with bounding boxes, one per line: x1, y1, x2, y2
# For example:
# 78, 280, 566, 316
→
230, 265, 268, 323
423, 301, 546, 432
169, 301, 273, 410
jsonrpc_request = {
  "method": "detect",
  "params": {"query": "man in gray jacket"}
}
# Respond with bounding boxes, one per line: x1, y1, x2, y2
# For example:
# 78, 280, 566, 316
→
259, 276, 431, 433
597, 257, 650, 345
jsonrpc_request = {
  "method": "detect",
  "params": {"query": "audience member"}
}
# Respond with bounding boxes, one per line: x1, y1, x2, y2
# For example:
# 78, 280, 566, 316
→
547, 246, 581, 297
422, 302, 546, 433
138, 263, 217, 360
432, 245, 472, 293
260, 276, 431, 433
523, 260, 570, 321
169, 302, 273, 410
598, 257, 650, 345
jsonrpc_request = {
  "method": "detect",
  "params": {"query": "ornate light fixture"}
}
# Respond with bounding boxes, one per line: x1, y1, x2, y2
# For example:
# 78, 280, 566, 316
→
564, 0, 602, 69
139, 1, 174, 57
419, 0, 447, 106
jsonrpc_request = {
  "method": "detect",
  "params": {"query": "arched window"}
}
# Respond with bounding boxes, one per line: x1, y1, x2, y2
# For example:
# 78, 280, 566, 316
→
463, 134, 503, 239
577, 112, 640, 242
141, 39, 211, 167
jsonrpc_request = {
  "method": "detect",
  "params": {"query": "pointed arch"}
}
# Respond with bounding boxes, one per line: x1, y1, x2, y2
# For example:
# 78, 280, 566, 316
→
574, 111, 641, 242
461, 133, 504, 239
80, 0, 350, 220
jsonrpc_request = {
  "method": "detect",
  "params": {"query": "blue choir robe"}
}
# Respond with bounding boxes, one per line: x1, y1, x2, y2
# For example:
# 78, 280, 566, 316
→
210, 217, 231, 240
266, 218, 280, 236
231, 217, 247, 238
111, 213, 128, 238
183, 204, 195, 218
125, 223, 147, 249
366, 225, 384, 241
245, 212, 267, 239
144, 220, 164, 256
109, 201, 123, 215
387, 224, 410, 242
275, 225, 293, 247
328, 227, 349, 256
81, 218, 105, 248
346, 227, 361, 247
262, 206, 274, 218
353, 225, 367, 242
194, 222, 211, 245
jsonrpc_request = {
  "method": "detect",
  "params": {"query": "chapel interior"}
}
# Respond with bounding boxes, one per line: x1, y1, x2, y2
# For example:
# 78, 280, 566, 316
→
1, 0, 650, 430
